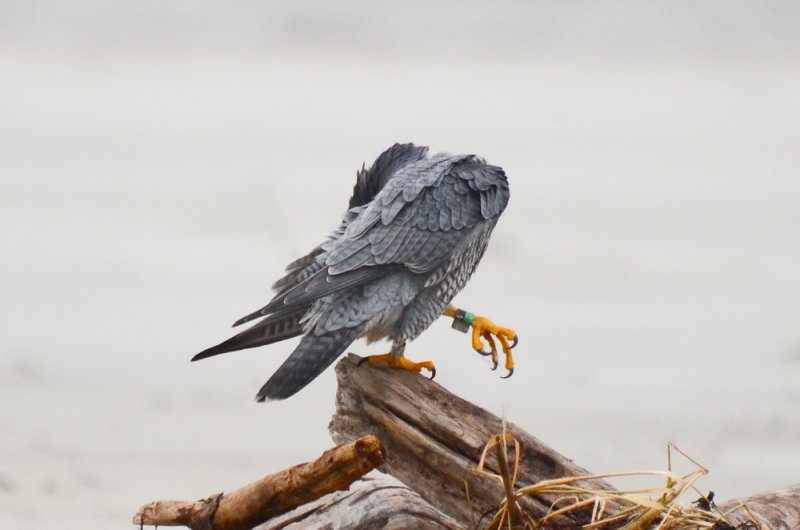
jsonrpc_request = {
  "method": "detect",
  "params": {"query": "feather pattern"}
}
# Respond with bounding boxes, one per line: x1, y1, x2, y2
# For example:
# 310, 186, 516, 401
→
255, 327, 362, 401
192, 308, 307, 361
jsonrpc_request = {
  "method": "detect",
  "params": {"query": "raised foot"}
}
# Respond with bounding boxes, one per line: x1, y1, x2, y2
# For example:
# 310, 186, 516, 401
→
358, 353, 436, 379
471, 316, 518, 378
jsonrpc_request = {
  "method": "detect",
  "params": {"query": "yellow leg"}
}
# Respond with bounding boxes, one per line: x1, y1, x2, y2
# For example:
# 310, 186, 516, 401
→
443, 305, 518, 378
443, 306, 459, 318
358, 353, 436, 379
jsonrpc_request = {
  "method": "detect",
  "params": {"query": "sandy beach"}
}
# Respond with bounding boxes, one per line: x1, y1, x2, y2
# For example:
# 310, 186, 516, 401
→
1, 2, 799, 528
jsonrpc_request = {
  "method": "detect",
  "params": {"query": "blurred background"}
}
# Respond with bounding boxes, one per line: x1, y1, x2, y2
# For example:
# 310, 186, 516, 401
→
1, 1, 799, 528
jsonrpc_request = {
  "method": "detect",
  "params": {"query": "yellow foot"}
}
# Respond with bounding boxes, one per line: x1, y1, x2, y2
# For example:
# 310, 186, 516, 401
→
471, 316, 518, 378
357, 353, 436, 379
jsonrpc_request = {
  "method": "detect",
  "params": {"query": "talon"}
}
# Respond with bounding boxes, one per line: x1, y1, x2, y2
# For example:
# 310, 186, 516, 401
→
360, 353, 436, 379
477, 330, 497, 358
478, 346, 494, 356
357, 356, 369, 367
469, 314, 518, 374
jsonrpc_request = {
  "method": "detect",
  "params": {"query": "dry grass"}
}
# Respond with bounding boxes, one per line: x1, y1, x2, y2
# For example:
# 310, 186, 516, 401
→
465, 427, 762, 530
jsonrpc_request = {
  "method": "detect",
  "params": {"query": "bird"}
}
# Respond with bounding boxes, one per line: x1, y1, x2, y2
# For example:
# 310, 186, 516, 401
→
192, 143, 518, 401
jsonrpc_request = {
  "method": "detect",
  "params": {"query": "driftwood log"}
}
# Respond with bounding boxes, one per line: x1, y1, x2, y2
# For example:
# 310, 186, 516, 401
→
253, 474, 466, 530
135, 353, 800, 529
133, 435, 384, 530
719, 485, 800, 529
330, 353, 618, 527
330, 354, 799, 529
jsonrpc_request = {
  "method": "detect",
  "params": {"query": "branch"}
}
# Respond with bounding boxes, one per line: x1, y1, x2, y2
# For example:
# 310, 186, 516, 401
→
133, 435, 384, 530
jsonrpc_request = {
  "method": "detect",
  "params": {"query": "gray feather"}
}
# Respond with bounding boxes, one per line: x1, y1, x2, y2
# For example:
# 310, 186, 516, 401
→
234, 265, 391, 327
271, 247, 326, 295
255, 327, 360, 401
193, 308, 307, 361
349, 143, 429, 209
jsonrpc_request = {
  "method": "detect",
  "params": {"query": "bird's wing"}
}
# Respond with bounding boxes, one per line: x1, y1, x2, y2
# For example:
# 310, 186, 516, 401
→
267, 143, 429, 299
327, 156, 509, 274
232, 265, 392, 326
349, 143, 429, 208
232, 156, 508, 327
231, 144, 429, 328
270, 246, 326, 297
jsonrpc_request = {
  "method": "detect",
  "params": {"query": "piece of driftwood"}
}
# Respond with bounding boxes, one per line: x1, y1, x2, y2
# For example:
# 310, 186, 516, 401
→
329, 353, 619, 527
133, 352, 799, 530
132, 435, 384, 530
718, 484, 800, 530
329, 354, 799, 529
254, 474, 467, 530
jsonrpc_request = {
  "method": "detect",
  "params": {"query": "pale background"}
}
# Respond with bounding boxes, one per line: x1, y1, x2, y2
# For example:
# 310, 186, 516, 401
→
1, 1, 799, 528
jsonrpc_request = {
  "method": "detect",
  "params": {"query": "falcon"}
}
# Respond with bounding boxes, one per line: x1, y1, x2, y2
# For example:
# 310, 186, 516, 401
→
193, 143, 518, 401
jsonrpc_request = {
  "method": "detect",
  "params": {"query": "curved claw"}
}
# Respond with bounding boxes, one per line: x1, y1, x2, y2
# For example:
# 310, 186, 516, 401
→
501, 367, 514, 379
490, 356, 498, 371
478, 346, 495, 357
509, 335, 519, 349
357, 356, 368, 367
428, 366, 437, 380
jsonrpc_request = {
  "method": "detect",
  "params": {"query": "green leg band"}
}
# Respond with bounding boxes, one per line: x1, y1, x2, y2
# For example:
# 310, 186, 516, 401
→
451, 308, 475, 333
455, 309, 475, 325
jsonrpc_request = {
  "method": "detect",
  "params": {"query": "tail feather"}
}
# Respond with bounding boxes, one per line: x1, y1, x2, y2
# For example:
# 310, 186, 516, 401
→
192, 308, 307, 362
255, 328, 360, 401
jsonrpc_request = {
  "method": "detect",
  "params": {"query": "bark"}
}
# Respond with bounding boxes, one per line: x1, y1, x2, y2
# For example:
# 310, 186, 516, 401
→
718, 484, 800, 530
329, 354, 799, 530
253, 474, 466, 530
132, 435, 384, 530
132, 353, 800, 530
329, 353, 619, 527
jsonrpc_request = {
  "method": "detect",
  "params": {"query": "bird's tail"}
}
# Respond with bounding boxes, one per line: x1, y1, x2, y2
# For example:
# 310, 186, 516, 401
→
191, 308, 308, 362
255, 327, 360, 401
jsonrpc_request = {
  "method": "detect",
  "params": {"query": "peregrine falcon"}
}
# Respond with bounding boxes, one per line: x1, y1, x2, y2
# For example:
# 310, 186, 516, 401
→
193, 143, 517, 401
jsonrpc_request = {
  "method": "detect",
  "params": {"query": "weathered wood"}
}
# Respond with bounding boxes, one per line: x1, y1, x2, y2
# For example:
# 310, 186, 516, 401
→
254, 474, 467, 530
132, 435, 384, 530
719, 483, 800, 530
329, 354, 800, 529
329, 353, 618, 527
132, 352, 800, 529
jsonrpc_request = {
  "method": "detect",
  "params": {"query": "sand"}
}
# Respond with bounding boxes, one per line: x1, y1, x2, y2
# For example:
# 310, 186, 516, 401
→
1, 2, 799, 528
